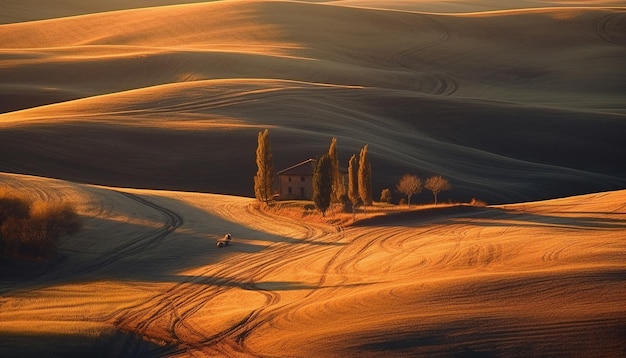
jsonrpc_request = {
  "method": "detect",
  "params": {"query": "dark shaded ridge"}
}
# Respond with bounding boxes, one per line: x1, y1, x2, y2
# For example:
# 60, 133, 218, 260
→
0, 330, 177, 358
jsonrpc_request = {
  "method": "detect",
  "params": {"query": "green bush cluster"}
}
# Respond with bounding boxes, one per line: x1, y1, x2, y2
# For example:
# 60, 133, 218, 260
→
0, 188, 81, 260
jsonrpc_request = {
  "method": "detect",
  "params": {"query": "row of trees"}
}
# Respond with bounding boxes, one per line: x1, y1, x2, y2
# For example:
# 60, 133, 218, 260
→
254, 130, 372, 216
254, 129, 450, 215
395, 174, 451, 208
313, 138, 371, 217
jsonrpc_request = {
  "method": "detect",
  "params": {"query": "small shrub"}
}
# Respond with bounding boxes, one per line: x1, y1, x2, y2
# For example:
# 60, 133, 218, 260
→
0, 188, 81, 260
30, 201, 82, 238
0, 196, 30, 222
303, 203, 316, 217
1, 216, 53, 259
380, 188, 392, 205
470, 198, 487, 207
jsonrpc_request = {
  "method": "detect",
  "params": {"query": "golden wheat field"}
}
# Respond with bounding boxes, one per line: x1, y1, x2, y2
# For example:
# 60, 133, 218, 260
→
1, 0, 625, 357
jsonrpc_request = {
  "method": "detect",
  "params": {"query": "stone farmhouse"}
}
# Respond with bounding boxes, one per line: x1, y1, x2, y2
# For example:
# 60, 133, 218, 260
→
276, 159, 316, 200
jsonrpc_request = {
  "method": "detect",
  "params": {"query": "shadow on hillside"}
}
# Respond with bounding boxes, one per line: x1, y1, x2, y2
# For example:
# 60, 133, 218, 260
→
0, 329, 176, 358
128, 275, 371, 292
351, 205, 481, 227
0, 192, 345, 294
354, 316, 626, 357
0, 191, 360, 355
352, 205, 626, 230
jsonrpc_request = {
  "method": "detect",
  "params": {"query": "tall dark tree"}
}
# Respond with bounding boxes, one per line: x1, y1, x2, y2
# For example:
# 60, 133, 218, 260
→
313, 153, 333, 217
327, 137, 343, 203
358, 144, 372, 209
347, 154, 359, 220
254, 129, 273, 203
425, 175, 451, 205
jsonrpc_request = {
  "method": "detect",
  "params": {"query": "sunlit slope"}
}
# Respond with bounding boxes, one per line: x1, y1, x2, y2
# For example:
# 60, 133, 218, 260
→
320, 0, 626, 12
2, 79, 625, 203
0, 0, 303, 113
1, 1, 625, 202
1, 173, 624, 357
0, 0, 220, 24
2, 0, 623, 24
1, 2, 624, 112
252, 191, 626, 357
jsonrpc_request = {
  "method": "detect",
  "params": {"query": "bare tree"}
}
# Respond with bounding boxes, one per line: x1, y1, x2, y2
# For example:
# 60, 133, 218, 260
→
396, 174, 422, 208
425, 175, 450, 205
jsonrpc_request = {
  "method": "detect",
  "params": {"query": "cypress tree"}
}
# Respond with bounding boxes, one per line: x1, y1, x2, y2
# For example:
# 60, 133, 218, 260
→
347, 154, 359, 220
327, 137, 343, 203
358, 144, 372, 209
312, 153, 333, 217
254, 129, 273, 203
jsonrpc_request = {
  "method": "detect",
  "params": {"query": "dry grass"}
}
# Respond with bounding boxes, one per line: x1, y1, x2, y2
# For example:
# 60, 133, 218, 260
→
0, 187, 81, 260
1, 173, 625, 357
264, 199, 489, 227
1, 1, 625, 356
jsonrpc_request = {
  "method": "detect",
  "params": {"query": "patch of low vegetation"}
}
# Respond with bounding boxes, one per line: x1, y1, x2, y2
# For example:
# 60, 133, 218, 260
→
469, 198, 488, 207
260, 197, 490, 228
0, 188, 81, 260
258, 200, 352, 226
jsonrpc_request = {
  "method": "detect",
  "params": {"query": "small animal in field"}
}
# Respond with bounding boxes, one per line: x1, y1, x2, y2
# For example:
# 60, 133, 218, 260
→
217, 233, 232, 248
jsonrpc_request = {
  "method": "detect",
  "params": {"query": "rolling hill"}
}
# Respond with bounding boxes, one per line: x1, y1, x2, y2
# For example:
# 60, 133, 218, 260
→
1, 1, 625, 204
1, 2, 625, 355
1, 172, 625, 357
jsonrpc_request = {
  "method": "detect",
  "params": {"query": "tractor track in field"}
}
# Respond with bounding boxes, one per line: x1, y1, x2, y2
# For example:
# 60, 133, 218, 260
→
0, 189, 183, 295
97, 191, 183, 269
4, 175, 626, 357
391, 14, 459, 96
58, 190, 184, 278
392, 14, 450, 68
109, 199, 341, 356
594, 11, 626, 46
192, 205, 342, 355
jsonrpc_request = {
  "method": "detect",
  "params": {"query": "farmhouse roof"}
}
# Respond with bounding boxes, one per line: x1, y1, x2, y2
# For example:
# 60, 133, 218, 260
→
277, 159, 316, 176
